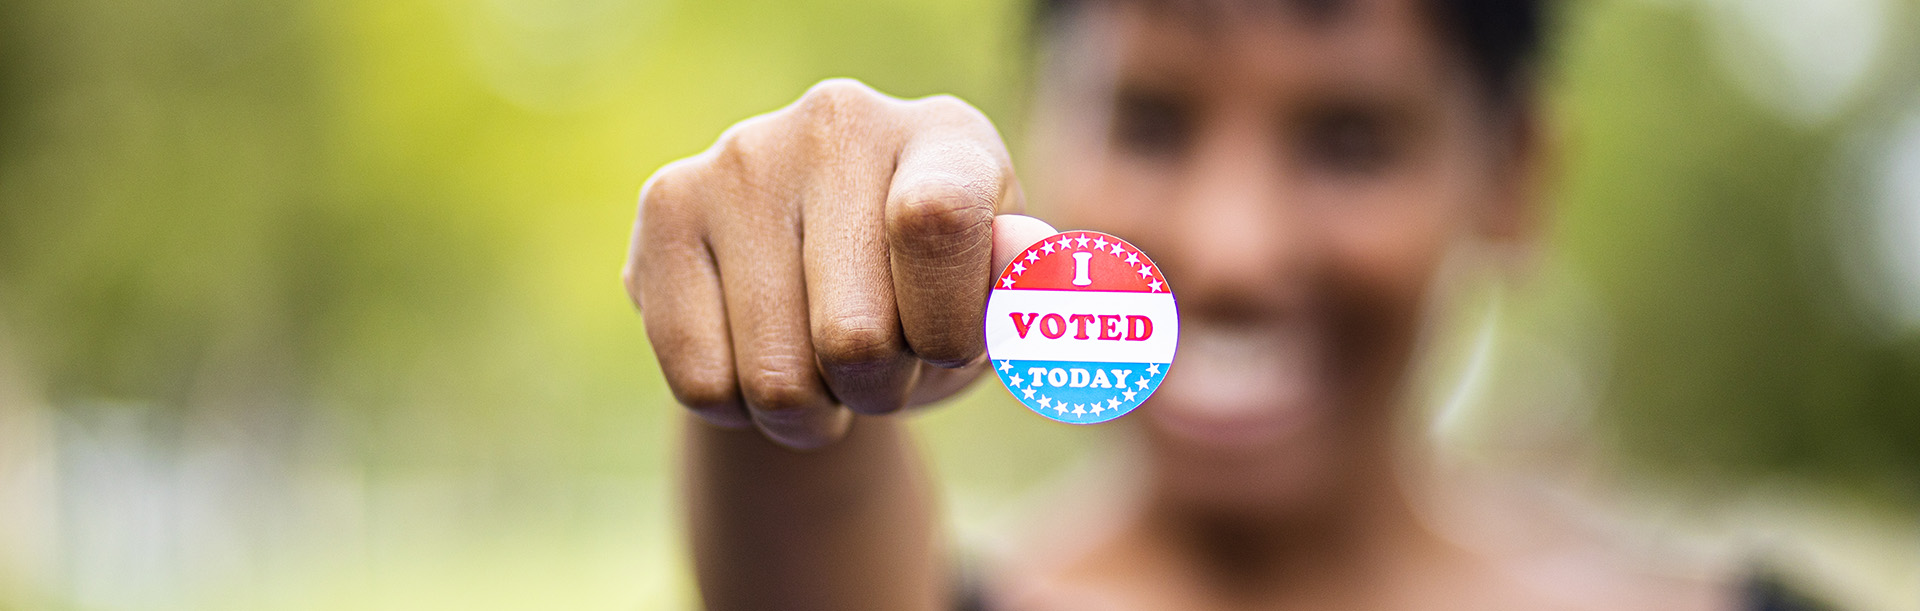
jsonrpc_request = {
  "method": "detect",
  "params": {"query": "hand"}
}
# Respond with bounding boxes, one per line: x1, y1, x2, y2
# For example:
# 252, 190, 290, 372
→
624, 78, 1056, 449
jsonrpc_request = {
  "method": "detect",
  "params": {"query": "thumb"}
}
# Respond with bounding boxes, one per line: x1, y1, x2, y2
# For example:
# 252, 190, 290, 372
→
991, 214, 1058, 275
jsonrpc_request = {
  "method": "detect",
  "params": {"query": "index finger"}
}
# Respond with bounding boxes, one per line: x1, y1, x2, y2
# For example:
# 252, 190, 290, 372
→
884, 117, 1023, 368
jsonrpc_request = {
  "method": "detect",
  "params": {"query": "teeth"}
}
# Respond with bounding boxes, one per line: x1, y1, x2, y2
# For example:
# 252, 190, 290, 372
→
1161, 323, 1313, 420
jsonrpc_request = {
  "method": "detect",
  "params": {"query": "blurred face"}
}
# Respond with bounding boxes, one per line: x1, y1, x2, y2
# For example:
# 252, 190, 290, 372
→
1035, 0, 1531, 518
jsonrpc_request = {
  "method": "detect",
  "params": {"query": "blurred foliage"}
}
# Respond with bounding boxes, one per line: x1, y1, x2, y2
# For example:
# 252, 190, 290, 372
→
1550, 0, 1920, 506
0, 0, 1046, 472
0, 0, 1916, 607
0, 0, 1056, 607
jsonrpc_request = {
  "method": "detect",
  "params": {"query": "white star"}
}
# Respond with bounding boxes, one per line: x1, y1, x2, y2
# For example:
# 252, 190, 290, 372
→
1010, 374, 1023, 387
1055, 401, 1070, 414
1042, 241, 1057, 254
1137, 266, 1153, 279
1074, 235, 1090, 248
1122, 389, 1137, 401
1038, 396, 1052, 409
1022, 387, 1035, 399
1137, 378, 1150, 389
1025, 251, 1040, 263
1148, 279, 1163, 292
999, 361, 1013, 372
1055, 236, 1073, 251
1092, 236, 1108, 250
1012, 262, 1026, 274
1108, 397, 1121, 409
1124, 252, 1140, 265
1089, 403, 1104, 415
1146, 363, 1161, 376
1109, 243, 1125, 255
1000, 276, 1015, 288
1072, 404, 1086, 414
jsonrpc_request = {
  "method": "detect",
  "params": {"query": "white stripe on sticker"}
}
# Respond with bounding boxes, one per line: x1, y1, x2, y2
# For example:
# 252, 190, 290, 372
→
984, 290, 1177, 363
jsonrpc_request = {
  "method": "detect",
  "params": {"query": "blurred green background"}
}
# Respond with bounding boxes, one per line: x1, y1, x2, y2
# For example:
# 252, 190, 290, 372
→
0, 0, 1916, 608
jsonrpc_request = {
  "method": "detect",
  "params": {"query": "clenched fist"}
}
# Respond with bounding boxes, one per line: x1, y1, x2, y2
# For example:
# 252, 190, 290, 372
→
624, 78, 1056, 449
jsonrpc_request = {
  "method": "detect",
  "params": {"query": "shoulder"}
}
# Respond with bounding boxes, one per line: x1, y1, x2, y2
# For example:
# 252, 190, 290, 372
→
1405, 470, 1743, 611
1444, 545, 1736, 611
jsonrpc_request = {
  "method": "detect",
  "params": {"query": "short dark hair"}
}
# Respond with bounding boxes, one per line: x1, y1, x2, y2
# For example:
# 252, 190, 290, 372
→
1034, 0, 1549, 108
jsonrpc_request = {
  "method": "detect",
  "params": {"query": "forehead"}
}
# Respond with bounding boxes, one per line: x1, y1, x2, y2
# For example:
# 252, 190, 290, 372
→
1089, 0, 1462, 105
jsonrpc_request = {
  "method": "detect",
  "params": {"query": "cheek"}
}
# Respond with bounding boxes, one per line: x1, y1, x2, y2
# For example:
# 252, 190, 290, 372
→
1054, 154, 1176, 238
1315, 177, 1473, 375
1326, 194, 1455, 300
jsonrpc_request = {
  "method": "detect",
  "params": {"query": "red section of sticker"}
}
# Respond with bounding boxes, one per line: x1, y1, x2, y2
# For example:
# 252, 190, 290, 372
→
998, 232, 1169, 293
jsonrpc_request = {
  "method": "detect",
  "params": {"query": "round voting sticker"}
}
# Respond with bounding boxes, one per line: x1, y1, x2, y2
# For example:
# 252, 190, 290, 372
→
985, 231, 1176, 424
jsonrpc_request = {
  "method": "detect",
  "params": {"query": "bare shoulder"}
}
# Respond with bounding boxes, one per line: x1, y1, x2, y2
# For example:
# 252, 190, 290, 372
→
1439, 540, 1738, 611
1409, 471, 1744, 611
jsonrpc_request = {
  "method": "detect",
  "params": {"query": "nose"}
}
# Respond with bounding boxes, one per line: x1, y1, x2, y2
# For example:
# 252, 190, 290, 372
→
1161, 119, 1311, 322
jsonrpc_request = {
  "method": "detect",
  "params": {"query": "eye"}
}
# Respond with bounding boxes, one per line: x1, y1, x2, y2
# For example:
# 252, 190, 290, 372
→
1111, 88, 1194, 161
1296, 107, 1400, 176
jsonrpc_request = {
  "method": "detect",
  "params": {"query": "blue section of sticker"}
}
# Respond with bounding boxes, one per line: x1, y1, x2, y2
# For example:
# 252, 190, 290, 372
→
990, 359, 1168, 425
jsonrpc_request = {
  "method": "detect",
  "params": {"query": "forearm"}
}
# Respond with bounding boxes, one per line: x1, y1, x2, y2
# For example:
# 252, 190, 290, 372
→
683, 413, 946, 611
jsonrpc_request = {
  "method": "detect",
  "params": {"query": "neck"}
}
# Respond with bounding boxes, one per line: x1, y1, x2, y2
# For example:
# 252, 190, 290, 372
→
1134, 428, 1449, 604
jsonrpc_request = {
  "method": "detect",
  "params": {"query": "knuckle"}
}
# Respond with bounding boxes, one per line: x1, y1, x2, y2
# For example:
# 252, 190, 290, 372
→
639, 159, 701, 219
912, 331, 983, 367
913, 95, 1004, 146
915, 94, 988, 124
890, 178, 996, 241
793, 79, 889, 143
644, 320, 739, 409
707, 115, 806, 196
708, 127, 757, 177
798, 78, 880, 115
814, 316, 902, 369
739, 360, 823, 413
707, 113, 787, 184
664, 368, 739, 412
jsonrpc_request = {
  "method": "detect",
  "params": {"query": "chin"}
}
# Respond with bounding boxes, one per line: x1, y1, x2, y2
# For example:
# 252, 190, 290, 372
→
1139, 383, 1354, 519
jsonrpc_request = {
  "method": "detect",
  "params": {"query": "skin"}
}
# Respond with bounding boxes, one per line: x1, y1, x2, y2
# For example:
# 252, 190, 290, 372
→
624, 1, 1731, 609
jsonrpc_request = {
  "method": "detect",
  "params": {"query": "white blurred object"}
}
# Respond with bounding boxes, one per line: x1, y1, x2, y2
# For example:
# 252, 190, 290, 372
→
1829, 105, 1920, 338
1870, 111, 1920, 332
0, 325, 58, 606
1698, 0, 1894, 126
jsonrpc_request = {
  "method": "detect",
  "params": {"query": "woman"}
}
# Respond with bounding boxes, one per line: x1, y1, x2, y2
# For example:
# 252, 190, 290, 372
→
623, 0, 1810, 608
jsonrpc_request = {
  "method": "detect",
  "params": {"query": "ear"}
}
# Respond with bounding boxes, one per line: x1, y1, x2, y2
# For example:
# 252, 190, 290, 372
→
1479, 94, 1553, 274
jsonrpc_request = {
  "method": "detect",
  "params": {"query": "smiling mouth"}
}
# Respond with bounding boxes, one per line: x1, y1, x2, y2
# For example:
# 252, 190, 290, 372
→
1146, 320, 1325, 449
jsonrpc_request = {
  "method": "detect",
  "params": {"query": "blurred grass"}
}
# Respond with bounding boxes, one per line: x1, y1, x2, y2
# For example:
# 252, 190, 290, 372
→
0, 0, 1916, 608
